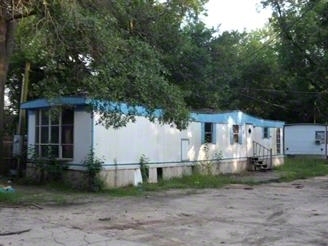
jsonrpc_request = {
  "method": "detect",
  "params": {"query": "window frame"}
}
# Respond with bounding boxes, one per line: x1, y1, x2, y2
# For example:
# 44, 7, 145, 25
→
276, 128, 281, 154
35, 108, 74, 160
230, 124, 242, 145
202, 122, 216, 144
204, 122, 213, 143
263, 127, 270, 139
232, 125, 239, 144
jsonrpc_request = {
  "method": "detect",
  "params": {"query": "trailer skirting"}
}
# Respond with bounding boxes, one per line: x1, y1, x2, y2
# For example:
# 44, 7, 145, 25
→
25, 156, 284, 188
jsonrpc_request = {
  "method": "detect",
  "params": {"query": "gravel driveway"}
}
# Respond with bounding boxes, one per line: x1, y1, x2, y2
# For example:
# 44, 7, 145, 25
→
1, 175, 328, 246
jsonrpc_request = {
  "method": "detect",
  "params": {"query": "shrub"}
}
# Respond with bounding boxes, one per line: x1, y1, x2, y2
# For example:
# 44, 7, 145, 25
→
83, 149, 104, 191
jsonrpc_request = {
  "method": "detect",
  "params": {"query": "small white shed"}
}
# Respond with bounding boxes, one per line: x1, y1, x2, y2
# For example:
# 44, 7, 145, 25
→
284, 124, 328, 157
21, 97, 285, 187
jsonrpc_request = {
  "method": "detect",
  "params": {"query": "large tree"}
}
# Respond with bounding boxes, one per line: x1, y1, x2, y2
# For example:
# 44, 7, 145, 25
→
9, 0, 302, 173
4, 0, 211, 139
262, 0, 328, 123
0, 0, 36, 167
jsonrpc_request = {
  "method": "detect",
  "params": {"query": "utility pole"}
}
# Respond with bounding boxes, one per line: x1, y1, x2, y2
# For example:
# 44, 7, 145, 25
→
15, 61, 30, 175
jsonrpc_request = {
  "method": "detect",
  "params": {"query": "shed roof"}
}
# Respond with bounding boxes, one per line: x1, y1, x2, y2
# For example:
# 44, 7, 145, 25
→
21, 96, 284, 128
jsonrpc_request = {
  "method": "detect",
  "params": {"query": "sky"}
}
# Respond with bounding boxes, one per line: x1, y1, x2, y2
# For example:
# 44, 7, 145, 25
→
203, 0, 272, 32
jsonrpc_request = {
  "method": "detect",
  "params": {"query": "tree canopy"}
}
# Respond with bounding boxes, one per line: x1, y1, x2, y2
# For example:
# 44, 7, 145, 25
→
3, 0, 211, 132
3, 0, 328, 138
260, 0, 328, 122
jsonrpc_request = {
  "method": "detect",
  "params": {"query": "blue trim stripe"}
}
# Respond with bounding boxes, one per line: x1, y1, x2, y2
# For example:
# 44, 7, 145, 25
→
86, 99, 163, 118
191, 110, 284, 128
21, 97, 284, 127
21, 97, 87, 109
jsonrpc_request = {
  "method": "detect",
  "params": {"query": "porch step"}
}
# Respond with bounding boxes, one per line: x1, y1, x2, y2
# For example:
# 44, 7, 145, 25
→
255, 160, 268, 170
251, 157, 268, 171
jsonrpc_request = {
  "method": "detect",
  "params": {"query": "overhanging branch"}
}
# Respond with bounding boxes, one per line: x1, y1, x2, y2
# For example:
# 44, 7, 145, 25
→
7, 9, 36, 22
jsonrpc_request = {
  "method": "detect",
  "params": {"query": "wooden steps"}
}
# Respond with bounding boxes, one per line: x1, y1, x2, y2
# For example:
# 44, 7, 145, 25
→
251, 157, 269, 171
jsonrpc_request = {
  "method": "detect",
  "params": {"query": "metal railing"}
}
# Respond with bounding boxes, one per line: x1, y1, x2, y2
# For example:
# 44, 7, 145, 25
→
252, 141, 272, 170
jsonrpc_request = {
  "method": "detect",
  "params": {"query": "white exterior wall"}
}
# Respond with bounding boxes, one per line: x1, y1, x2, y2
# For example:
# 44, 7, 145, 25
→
72, 110, 93, 165
92, 113, 202, 166
26, 111, 36, 153
197, 124, 284, 161
284, 124, 326, 156
24, 105, 285, 187
26, 108, 284, 166
248, 126, 283, 156
215, 124, 246, 160
91, 114, 284, 166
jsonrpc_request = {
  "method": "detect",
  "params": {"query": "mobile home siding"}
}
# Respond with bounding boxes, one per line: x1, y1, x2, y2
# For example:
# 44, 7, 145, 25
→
73, 110, 93, 165
21, 97, 285, 187
284, 124, 326, 156
92, 113, 201, 166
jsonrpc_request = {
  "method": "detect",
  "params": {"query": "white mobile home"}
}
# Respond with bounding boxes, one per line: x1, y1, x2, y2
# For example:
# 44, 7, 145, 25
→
284, 124, 328, 157
21, 97, 285, 187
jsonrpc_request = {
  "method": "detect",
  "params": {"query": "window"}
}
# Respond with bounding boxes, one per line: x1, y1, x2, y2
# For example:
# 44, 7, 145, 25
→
315, 131, 325, 144
204, 123, 213, 143
232, 125, 239, 143
263, 127, 269, 138
230, 125, 242, 144
276, 128, 281, 154
35, 108, 74, 159
202, 122, 216, 144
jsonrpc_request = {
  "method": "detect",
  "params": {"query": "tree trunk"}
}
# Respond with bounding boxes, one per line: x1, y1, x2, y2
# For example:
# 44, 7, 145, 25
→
0, 13, 15, 174
0, 17, 8, 173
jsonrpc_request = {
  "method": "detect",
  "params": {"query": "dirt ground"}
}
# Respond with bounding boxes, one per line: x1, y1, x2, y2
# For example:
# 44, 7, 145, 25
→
1, 175, 328, 246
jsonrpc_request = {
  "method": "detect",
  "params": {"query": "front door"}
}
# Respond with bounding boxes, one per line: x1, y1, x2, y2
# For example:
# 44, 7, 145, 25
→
181, 139, 189, 161
246, 124, 253, 157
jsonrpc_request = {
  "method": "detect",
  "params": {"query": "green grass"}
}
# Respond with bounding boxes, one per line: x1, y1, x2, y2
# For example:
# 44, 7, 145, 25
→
0, 192, 22, 204
0, 188, 75, 206
2, 158, 328, 204
137, 158, 328, 194
275, 157, 328, 181
0, 180, 88, 206
99, 174, 237, 197
145, 174, 236, 190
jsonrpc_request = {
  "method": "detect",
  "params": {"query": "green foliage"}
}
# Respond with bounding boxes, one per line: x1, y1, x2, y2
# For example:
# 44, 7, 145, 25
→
0, 192, 21, 204
7, 0, 210, 130
28, 145, 68, 183
197, 144, 222, 175
0, 183, 84, 205
7, 0, 328, 130
198, 144, 214, 175
83, 149, 104, 192
147, 173, 235, 190
261, 0, 328, 122
139, 154, 149, 183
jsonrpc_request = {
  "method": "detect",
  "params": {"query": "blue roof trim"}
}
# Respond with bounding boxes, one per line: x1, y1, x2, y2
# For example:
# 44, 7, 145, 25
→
85, 99, 163, 118
21, 97, 87, 109
191, 110, 284, 128
21, 97, 163, 118
21, 97, 284, 127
